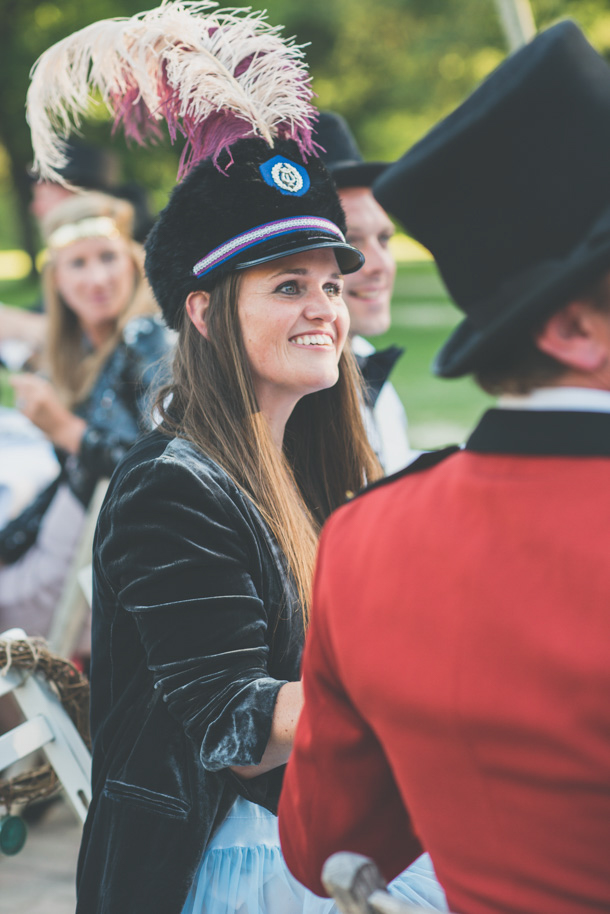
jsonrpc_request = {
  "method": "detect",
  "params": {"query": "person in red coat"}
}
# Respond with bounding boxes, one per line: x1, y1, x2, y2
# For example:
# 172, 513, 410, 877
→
279, 20, 610, 914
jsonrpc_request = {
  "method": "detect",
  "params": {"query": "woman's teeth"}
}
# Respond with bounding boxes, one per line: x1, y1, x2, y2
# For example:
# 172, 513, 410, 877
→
291, 334, 333, 347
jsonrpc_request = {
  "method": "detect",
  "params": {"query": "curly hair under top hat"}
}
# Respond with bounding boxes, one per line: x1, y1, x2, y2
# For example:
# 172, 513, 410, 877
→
26, 2, 363, 328
374, 20, 610, 378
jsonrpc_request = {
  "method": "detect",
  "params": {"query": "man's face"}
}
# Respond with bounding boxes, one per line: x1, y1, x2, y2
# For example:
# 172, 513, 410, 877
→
339, 186, 397, 337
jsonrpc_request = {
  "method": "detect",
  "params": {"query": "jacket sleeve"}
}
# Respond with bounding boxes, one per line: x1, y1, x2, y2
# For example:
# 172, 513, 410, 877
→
278, 516, 422, 896
0, 477, 60, 564
77, 318, 173, 483
97, 454, 287, 772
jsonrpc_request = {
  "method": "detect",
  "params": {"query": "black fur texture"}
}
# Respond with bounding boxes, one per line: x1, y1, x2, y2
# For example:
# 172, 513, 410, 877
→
145, 138, 347, 329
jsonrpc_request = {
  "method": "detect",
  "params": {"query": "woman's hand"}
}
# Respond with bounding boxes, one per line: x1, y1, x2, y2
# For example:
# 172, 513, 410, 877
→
11, 373, 87, 454
230, 680, 304, 780
0, 304, 46, 348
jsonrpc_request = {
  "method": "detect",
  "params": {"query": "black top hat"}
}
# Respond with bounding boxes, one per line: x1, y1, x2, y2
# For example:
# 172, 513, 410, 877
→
145, 138, 364, 329
374, 20, 610, 378
27, 139, 120, 191
315, 111, 388, 189
27, 139, 154, 243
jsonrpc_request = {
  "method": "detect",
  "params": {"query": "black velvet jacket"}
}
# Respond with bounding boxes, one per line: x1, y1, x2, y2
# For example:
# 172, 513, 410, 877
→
76, 430, 304, 914
0, 316, 171, 564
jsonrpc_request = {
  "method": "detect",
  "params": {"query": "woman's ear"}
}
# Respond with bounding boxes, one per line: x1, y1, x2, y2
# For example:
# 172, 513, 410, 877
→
186, 290, 211, 339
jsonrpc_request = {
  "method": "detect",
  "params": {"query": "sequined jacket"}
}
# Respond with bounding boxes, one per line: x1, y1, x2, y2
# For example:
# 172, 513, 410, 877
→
75, 430, 304, 914
0, 315, 172, 564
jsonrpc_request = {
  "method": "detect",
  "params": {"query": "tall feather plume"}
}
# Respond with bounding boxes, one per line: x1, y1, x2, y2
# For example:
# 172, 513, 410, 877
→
27, 1, 318, 184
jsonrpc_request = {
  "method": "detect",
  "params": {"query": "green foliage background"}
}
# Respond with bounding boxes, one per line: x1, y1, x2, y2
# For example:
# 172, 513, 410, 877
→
1, 0, 610, 251
1, 0, 609, 445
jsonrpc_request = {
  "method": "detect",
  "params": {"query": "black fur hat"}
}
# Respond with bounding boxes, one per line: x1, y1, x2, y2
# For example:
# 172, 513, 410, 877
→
374, 20, 610, 378
146, 137, 363, 329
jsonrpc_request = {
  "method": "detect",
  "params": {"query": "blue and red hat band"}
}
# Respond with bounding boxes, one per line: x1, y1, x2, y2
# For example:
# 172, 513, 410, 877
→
191, 216, 346, 278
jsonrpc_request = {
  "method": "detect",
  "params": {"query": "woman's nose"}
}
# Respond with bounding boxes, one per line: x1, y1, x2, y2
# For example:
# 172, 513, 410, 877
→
303, 287, 337, 322
86, 262, 110, 286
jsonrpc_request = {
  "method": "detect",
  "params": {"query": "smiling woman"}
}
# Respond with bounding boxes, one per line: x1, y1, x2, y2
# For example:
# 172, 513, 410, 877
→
78, 139, 384, 914
52, 235, 136, 349
41, 195, 157, 412
0, 192, 172, 650
24, 4, 444, 913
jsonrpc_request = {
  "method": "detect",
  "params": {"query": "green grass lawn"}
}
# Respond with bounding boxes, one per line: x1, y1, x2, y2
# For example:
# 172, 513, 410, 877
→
368, 261, 494, 450
0, 276, 39, 308
0, 261, 493, 445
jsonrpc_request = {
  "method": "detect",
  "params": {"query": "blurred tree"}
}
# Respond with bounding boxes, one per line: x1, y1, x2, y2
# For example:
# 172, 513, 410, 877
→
0, 0, 609, 267
0, 0, 181, 272
266, 0, 610, 158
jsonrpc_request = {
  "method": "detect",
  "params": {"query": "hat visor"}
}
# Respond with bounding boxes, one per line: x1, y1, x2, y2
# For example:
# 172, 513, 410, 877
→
433, 235, 610, 378
233, 231, 364, 275
330, 160, 389, 189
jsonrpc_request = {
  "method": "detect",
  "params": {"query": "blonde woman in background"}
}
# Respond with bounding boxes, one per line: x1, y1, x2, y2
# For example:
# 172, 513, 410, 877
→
0, 191, 172, 645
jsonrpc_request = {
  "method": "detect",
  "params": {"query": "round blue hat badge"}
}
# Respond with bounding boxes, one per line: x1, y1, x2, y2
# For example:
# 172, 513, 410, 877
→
259, 155, 311, 196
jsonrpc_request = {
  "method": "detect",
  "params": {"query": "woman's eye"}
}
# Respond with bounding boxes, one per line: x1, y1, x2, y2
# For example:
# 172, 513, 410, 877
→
69, 257, 86, 269
324, 283, 342, 297
275, 281, 299, 294
379, 233, 394, 248
100, 250, 118, 263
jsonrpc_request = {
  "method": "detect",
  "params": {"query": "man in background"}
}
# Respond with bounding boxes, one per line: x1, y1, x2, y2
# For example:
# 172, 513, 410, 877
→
317, 111, 411, 472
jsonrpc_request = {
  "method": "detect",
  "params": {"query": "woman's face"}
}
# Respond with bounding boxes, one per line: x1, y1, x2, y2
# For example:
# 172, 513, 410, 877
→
237, 248, 350, 420
54, 235, 136, 343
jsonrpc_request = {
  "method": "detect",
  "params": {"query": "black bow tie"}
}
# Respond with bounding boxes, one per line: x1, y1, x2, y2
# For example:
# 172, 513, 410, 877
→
354, 345, 404, 407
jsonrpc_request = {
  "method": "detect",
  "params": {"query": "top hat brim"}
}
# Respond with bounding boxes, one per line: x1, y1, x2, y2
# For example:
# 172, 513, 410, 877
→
329, 160, 389, 189
233, 230, 364, 276
434, 206, 610, 377
25, 165, 112, 191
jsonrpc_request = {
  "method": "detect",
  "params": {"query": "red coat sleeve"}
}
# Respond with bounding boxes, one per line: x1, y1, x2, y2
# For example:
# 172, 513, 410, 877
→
278, 514, 422, 897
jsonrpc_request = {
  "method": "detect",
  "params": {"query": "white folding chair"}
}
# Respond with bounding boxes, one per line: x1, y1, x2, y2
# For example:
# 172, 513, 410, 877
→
0, 628, 91, 824
47, 477, 109, 659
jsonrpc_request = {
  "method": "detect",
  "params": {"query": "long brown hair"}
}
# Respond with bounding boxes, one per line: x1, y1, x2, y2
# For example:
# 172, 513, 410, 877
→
42, 192, 159, 408
156, 271, 381, 624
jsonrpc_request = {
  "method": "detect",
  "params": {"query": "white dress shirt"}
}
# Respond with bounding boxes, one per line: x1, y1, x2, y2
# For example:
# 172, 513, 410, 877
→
497, 386, 610, 413
351, 335, 411, 474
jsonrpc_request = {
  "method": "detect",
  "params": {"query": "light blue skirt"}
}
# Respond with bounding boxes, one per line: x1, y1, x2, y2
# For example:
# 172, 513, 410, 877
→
181, 797, 447, 914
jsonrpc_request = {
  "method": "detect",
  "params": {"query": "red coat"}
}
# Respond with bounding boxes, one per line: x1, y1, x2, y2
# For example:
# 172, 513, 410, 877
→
279, 409, 610, 914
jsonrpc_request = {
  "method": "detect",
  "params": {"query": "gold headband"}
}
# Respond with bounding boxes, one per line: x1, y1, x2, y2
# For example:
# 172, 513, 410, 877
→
47, 216, 120, 250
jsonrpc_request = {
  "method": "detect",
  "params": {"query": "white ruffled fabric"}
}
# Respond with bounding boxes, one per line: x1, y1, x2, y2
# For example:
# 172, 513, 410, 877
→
181, 797, 447, 914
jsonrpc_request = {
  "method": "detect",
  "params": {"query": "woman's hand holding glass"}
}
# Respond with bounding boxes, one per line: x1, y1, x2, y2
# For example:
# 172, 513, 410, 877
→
10, 372, 87, 454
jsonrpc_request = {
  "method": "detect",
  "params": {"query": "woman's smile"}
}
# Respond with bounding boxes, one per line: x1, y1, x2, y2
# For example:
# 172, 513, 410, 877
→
289, 332, 335, 348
